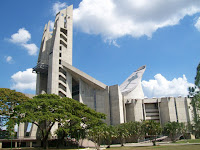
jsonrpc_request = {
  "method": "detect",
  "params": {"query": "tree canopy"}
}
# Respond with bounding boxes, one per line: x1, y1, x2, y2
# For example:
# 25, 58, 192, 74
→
8, 94, 106, 149
195, 62, 200, 88
163, 121, 182, 142
189, 62, 200, 138
0, 88, 30, 129
142, 120, 162, 146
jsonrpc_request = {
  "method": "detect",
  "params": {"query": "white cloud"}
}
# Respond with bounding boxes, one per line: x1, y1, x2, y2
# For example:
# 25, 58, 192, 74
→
52, 2, 67, 15
9, 28, 31, 44
5, 56, 14, 64
8, 28, 38, 55
50, 20, 54, 31
142, 74, 194, 98
22, 43, 38, 55
74, 0, 200, 41
195, 16, 200, 31
11, 68, 36, 91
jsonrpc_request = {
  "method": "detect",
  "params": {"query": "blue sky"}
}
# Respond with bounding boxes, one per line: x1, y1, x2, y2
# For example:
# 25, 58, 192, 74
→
0, 0, 200, 98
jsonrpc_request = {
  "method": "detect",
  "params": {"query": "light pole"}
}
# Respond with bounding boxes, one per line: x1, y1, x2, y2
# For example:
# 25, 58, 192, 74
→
10, 133, 12, 150
77, 130, 79, 150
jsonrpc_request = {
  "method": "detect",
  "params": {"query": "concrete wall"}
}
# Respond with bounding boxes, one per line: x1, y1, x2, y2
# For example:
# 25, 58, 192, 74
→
79, 79, 110, 125
124, 82, 144, 100
125, 99, 144, 122
186, 97, 194, 123
176, 97, 189, 123
159, 97, 170, 125
134, 99, 144, 121
166, 97, 178, 122
96, 87, 110, 125
125, 101, 135, 122
125, 97, 194, 126
109, 85, 124, 125
47, 6, 73, 95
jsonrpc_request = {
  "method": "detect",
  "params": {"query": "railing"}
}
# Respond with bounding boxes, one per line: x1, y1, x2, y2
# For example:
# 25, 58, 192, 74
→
33, 63, 48, 74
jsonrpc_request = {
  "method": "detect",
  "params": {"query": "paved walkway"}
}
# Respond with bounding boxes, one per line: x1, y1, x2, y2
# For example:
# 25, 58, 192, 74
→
109, 142, 200, 147
80, 142, 200, 150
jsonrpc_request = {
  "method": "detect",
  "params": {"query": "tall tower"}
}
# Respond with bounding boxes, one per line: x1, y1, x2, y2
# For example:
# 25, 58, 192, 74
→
33, 5, 73, 96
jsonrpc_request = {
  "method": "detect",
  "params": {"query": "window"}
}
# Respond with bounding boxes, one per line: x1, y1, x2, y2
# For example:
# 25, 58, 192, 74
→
59, 59, 61, 64
59, 53, 62, 57
60, 46, 62, 50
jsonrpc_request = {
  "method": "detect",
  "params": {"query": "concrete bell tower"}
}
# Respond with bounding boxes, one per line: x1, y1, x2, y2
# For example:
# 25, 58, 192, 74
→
33, 5, 73, 96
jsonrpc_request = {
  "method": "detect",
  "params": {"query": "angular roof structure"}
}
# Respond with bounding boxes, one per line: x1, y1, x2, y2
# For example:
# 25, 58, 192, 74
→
120, 65, 146, 99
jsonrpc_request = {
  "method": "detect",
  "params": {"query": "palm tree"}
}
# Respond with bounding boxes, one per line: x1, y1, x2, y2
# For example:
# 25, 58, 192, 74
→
163, 121, 182, 142
102, 125, 117, 148
126, 121, 144, 143
87, 125, 105, 150
116, 123, 129, 146
142, 120, 162, 146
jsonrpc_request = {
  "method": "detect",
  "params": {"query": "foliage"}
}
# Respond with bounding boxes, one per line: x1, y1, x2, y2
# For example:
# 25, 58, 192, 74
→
55, 97, 106, 148
142, 120, 162, 146
8, 94, 106, 149
190, 93, 200, 138
163, 122, 184, 142
126, 121, 144, 143
116, 123, 129, 146
195, 62, 200, 89
188, 62, 200, 138
87, 124, 106, 150
102, 125, 117, 148
0, 88, 30, 134
0, 88, 30, 114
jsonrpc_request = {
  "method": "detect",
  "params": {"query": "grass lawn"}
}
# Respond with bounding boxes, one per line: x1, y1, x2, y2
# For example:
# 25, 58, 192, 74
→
175, 139, 200, 143
109, 145, 200, 150
3, 145, 200, 150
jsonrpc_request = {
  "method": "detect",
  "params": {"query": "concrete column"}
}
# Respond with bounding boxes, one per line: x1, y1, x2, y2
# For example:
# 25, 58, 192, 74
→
79, 79, 83, 103
66, 71, 72, 98
0, 142, 2, 148
17, 123, 25, 139
26, 141, 32, 147
158, 101, 162, 124
29, 123, 37, 139
142, 100, 146, 120
15, 142, 17, 148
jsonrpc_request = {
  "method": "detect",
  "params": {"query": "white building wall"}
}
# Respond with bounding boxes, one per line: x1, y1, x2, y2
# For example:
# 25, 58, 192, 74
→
124, 83, 144, 100
159, 97, 170, 126
78, 79, 110, 124
176, 97, 188, 123
109, 85, 125, 125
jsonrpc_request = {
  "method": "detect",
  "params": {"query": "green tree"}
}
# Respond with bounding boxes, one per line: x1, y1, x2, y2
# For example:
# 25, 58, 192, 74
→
102, 125, 117, 148
163, 122, 183, 142
142, 120, 162, 146
195, 63, 200, 89
56, 105, 105, 148
116, 123, 129, 146
8, 94, 105, 149
0, 88, 30, 134
190, 93, 200, 138
87, 124, 106, 150
126, 121, 144, 143
189, 62, 200, 138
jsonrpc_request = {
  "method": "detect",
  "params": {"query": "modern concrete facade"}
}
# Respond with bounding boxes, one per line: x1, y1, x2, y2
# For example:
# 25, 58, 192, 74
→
125, 97, 193, 125
13, 5, 194, 144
